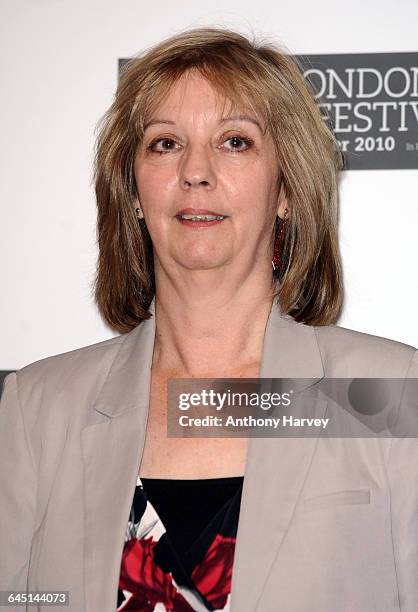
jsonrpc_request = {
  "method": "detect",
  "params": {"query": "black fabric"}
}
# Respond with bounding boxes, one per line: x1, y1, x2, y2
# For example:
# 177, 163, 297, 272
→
140, 477, 244, 558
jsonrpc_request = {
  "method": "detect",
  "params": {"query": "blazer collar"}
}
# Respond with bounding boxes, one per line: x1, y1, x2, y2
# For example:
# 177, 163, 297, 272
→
90, 298, 157, 420
91, 296, 325, 419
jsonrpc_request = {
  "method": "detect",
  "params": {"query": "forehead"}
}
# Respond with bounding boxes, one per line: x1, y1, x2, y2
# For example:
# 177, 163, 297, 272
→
159, 71, 225, 107
146, 69, 264, 126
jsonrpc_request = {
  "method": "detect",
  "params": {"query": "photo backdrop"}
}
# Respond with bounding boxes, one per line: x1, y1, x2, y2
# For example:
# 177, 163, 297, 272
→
1, 0, 417, 376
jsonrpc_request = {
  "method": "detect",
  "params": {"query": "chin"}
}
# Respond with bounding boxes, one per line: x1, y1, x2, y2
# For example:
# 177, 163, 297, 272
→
176, 257, 226, 271
173, 244, 228, 270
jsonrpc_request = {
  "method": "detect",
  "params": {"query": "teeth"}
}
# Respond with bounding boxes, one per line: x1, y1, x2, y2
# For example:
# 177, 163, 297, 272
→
179, 214, 224, 221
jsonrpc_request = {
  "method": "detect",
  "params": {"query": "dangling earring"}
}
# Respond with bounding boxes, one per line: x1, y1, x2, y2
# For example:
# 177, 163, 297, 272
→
135, 207, 142, 218
272, 208, 289, 271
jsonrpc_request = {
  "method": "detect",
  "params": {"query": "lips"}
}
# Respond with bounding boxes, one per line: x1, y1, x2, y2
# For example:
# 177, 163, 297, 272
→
175, 208, 227, 220
175, 208, 228, 228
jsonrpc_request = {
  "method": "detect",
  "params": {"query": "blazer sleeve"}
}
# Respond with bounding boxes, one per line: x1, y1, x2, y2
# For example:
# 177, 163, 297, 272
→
386, 349, 418, 612
0, 372, 37, 591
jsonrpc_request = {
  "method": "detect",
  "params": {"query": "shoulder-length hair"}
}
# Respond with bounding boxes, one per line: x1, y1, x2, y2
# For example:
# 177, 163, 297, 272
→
94, 27, 344, 333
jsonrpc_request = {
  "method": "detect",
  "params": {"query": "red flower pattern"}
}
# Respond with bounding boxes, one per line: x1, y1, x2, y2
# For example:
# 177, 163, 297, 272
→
192, 533, 236, 609
118, 536, 194, 611
118, 532, 236, 611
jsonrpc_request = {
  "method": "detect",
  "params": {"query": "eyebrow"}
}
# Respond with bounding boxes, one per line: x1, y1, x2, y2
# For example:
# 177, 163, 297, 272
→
143, 113, 265, 133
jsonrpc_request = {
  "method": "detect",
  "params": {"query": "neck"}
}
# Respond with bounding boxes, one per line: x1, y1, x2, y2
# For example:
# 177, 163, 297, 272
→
151, 267, 275, 377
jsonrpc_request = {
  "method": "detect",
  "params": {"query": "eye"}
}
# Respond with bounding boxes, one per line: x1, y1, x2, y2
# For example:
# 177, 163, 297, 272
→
146, 134, 254, 155
147, 138, 180, 155
222, 135, 254, 153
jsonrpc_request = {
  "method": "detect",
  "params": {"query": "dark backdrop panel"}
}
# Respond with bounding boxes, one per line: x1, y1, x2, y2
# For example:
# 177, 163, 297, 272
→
0, 371, 14, 398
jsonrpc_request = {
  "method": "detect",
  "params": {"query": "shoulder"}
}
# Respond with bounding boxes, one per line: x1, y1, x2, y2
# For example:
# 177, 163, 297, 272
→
0, 331, 138, 446
13, 332, 127, 406
312, 322, 417, 377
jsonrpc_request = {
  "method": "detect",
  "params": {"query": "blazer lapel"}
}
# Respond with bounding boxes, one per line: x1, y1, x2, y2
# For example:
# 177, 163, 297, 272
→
82, 301, 157, 612
229, 306, 326, 611
81, 299, 326, 612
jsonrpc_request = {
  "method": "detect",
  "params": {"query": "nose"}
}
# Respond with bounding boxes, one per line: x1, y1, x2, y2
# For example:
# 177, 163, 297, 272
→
179, 144, 216, 191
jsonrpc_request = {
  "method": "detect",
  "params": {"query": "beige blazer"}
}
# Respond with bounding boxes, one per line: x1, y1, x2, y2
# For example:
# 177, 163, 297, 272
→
1, 299, 417, 612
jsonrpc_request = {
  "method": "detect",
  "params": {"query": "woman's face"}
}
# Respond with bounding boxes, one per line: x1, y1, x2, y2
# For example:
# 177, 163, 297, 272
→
134, 69, 288, 275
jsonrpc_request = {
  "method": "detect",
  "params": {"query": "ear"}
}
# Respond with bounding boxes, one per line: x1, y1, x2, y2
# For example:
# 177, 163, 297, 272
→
276, 179, 289, 219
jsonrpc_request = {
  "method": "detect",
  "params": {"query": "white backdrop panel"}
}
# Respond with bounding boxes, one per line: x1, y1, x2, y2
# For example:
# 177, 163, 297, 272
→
1, 0, 417, 368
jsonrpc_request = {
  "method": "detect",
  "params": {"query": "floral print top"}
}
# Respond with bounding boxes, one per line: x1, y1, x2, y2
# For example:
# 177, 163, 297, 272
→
116, 475, 244, 611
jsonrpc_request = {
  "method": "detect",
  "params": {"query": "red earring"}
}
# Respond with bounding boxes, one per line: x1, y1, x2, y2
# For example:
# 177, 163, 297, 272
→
272, 208, 289, 271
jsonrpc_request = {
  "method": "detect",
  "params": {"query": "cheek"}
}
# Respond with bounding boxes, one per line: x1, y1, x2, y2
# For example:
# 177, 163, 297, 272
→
230, 167, 278, 216
135, 163, 177, 207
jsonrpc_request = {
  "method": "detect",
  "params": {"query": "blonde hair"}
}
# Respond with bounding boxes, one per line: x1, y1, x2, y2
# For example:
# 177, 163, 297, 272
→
94, 27, 344, 333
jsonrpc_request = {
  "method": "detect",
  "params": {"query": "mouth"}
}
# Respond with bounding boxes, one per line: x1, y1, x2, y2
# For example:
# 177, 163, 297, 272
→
177, 213, 225, 221
175, 208, 228, 227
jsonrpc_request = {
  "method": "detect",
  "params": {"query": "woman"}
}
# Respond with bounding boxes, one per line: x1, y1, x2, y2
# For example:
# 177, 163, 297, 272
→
1, 27, 417, 612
